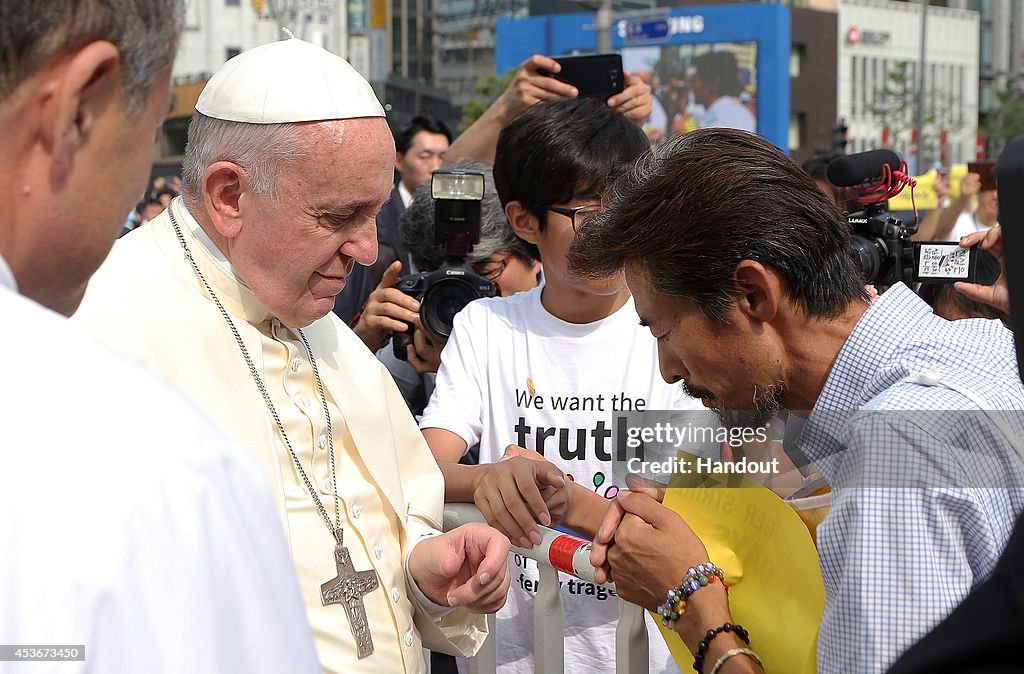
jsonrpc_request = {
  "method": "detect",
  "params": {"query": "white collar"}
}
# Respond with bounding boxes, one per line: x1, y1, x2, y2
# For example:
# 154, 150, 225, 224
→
397, 181, 414, 209
0, 252, 17, 292
172, 198, 238, 276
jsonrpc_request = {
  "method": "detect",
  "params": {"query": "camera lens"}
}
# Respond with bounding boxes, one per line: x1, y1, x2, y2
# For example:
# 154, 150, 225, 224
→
850, 234, 885, 284
420, 278, 479, 342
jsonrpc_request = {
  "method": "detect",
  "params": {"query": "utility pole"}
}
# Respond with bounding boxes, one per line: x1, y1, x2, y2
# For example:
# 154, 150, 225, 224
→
595, 0, 613, 53
914, 0, 928, 174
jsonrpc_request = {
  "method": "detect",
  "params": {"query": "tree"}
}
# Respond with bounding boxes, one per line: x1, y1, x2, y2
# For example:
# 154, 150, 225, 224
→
981, 82, 1024, 157
456, 69, 515, 132
871, 61, 964, 167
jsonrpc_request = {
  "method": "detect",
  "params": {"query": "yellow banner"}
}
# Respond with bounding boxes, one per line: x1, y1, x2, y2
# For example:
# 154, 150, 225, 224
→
655, 457, 824, 674
888, 164, 969, 211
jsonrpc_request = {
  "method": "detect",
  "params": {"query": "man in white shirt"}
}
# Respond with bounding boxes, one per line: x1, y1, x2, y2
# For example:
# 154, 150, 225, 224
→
421, 98, 703, 673
688, 51, 756, 132
0, 2, 319, 671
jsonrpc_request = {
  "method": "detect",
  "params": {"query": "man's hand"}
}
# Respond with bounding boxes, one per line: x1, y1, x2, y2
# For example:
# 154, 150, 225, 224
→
352, 260, 420, 351
494, 55, 579, 125
590, 491, 709, 609
607, 72, 653, 125
472, 445, 569, 549
956, 226, 1009, 314
406, 319, 442, 374
958, 171, 981, 199
408, 523, 511, 613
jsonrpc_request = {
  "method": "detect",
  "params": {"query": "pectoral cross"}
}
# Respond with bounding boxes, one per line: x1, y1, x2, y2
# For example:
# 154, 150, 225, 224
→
321, 541, 380, 659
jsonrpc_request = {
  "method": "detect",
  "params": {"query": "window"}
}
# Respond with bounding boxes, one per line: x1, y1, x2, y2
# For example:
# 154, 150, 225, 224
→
226, 0, 240, 6
226, 47, 241, 62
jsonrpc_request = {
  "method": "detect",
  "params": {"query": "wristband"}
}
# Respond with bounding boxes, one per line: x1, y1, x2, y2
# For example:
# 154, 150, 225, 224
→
692, 623, 750, 673
656, 562, 727, 628
708, 648, 763, 674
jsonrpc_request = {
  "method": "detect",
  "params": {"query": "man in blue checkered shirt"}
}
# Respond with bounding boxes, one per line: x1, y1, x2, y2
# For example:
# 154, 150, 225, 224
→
569, 128, 1024, 673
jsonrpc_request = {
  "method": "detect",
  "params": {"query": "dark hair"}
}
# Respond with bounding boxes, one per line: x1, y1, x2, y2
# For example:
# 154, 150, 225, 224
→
395, 115, 452, 155
493, 98, 649, 260
399, 159, 536, 272
801, 152, 845, 207
691, 51, 741, 97
568, 128, 869, 322
0, 0, 183, 115
917, 250, 1008, 326
136, 196, 163, 214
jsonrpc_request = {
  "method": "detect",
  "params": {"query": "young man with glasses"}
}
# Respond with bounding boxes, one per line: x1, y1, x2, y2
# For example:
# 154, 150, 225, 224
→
420, 98, 702, 673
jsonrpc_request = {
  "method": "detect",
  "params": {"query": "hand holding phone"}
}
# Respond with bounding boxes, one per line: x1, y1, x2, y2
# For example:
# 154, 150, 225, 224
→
538, 54, 625, 100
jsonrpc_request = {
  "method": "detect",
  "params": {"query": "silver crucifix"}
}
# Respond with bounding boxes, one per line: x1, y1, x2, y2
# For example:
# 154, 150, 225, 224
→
321, 542, 380, 658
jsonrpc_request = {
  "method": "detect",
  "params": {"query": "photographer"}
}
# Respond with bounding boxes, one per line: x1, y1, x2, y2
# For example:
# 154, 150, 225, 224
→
569, 128, 1024, 673
352, 162, 541, 415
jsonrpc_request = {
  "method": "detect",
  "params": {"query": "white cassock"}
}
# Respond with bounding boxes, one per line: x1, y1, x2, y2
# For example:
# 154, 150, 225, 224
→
73, 199, 487, 673
0, 257, 318, 673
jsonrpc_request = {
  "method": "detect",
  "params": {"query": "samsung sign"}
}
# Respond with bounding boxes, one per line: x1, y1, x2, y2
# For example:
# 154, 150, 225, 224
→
617, 14, 704, 41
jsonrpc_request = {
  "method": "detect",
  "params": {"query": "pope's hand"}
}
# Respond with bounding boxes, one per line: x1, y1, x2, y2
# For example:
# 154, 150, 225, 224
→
590, 491, 709, 611
472, 445, 569, 549
409, 523, 511, 613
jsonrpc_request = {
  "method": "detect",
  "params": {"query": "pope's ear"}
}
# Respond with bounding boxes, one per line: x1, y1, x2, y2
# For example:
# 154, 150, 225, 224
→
505, 201, 541, 245
203, 161, 246, 238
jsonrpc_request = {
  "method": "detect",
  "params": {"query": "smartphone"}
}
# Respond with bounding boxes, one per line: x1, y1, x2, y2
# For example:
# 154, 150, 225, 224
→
968, 161, 997, 191
913, 242, 979, 284
539, 54, 625, 99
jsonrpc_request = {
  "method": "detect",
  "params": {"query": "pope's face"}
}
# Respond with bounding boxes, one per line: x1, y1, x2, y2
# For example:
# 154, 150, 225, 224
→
234, 118, 394, 327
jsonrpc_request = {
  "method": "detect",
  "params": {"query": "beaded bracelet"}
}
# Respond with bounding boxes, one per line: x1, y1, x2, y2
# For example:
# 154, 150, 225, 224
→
708, 647, 763, 674
692, 623, 750, 673
656, 562, 728, 627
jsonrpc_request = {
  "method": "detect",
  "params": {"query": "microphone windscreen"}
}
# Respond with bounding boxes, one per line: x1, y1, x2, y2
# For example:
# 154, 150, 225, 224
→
826, 150, 902, 187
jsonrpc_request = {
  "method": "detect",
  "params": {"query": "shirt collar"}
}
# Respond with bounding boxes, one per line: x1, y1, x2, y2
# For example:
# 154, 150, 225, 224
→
0, 253, 16, 292
397, 181, 414, 209
796, 283, 934, 469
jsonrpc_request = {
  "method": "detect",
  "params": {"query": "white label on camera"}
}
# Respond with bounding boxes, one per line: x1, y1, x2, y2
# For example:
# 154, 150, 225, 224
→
918, 244, 971, 279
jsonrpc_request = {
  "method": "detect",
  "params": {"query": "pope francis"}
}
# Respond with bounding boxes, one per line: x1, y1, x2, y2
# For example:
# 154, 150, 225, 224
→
74, 38, 510, 673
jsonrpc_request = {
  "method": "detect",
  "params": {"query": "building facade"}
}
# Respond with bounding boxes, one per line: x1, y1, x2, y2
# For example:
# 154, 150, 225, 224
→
838, 0, 979, 168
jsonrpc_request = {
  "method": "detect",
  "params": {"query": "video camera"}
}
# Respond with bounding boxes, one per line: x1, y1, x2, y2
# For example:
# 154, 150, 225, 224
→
393, 170, 497, 361
828, 150, 981, 288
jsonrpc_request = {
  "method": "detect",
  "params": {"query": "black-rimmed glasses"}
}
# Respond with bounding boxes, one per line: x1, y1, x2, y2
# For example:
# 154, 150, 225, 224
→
547, 204, 602, 232
472, 253, 513, 281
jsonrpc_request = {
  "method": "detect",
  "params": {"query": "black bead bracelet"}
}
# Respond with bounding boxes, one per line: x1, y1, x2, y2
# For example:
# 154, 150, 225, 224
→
692, 622, 750, 674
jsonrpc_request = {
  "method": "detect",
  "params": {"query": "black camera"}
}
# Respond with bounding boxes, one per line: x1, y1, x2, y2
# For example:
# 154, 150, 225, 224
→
393, 170, 497, 361
828, 149, 980, 288
847, 203, 917, 287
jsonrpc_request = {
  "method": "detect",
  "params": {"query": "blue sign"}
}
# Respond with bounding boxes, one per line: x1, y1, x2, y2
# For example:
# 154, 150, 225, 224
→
495, 3, 791, 152
623, 16, 669, 45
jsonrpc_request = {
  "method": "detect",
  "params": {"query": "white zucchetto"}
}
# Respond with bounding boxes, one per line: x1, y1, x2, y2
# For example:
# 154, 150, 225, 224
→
195, 37, 385, 124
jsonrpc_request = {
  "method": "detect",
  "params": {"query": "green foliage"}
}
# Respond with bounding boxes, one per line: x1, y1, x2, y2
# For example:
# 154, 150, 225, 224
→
981, 83, 1024, 157
457, 69, 516, 132
871, 61, 964, 163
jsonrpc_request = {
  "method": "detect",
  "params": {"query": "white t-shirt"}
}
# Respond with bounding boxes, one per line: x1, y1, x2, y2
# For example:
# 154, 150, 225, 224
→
421, 286, 703, 674
699, 96, 756, 132
948, 210, 995, 242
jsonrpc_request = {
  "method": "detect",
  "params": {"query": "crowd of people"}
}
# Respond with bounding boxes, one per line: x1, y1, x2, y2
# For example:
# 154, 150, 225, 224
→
1, 2, 1020, 674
